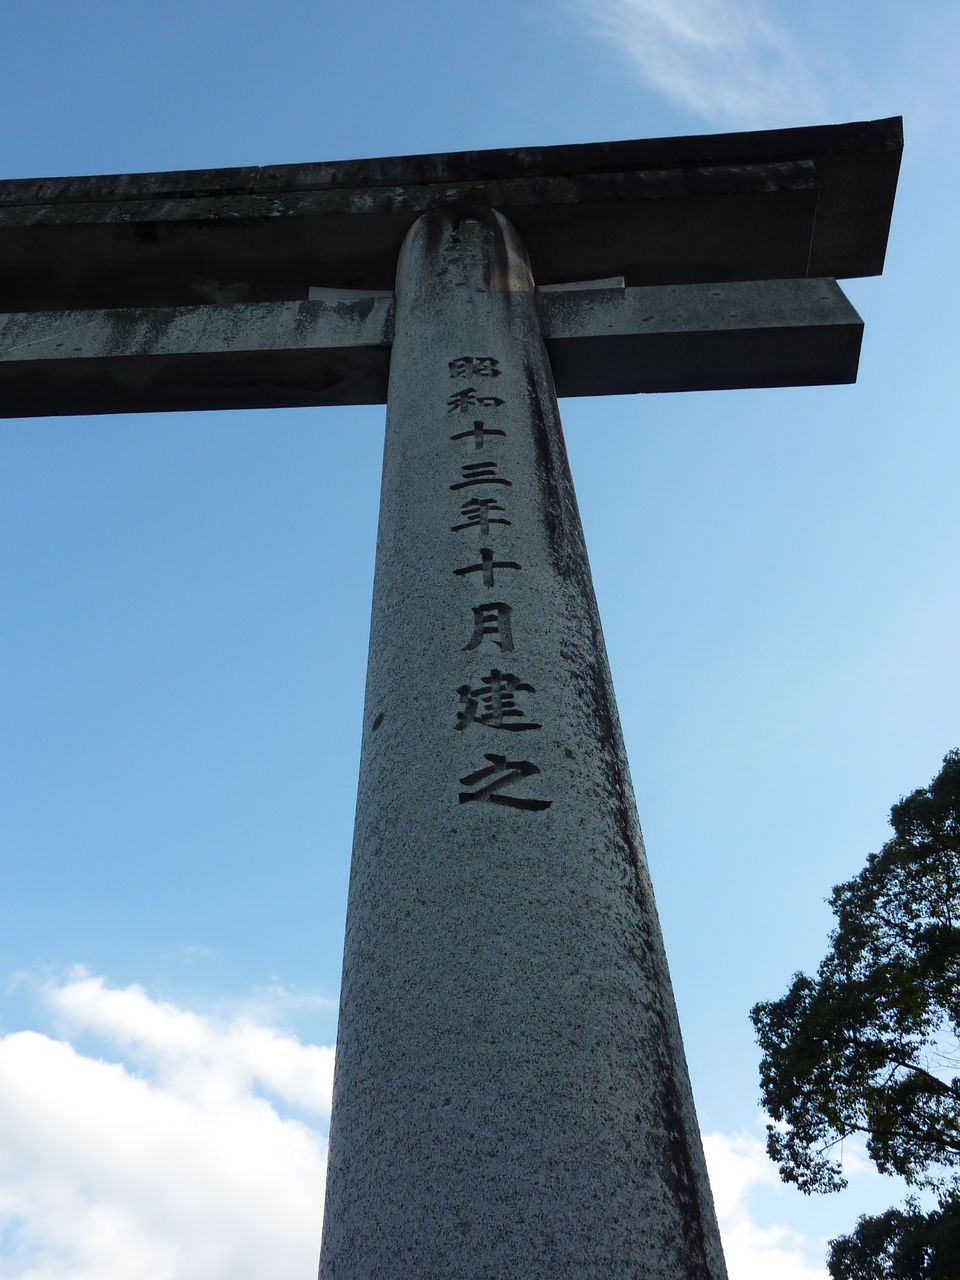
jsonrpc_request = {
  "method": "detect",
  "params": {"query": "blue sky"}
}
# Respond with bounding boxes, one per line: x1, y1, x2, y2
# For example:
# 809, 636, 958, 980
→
1, 1, 958, 1276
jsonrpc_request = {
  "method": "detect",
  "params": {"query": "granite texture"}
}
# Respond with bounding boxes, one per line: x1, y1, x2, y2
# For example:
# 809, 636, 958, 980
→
0, 119, 902, 313
0, 276, 863, 418
318, 210, 728, 1278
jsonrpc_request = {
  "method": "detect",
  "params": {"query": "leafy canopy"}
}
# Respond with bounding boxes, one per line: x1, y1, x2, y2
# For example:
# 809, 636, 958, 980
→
750, 751, 960, 1278
826, 1196, 960, 1280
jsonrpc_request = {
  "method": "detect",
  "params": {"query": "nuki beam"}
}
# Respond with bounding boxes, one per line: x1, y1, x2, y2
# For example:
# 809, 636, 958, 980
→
0, 278, 862, 418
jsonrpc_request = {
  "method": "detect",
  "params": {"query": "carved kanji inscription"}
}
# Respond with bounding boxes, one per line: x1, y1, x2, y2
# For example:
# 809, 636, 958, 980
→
464, 602, 515, 653
448, 356, 501, 379
454, 547, 521, 588
449, 419, 506, 450
447, 388, 505, 414
458, 753, 552, 811
451, 497, 510, 537
450, 461, 512, 491
456, 669, 542, 732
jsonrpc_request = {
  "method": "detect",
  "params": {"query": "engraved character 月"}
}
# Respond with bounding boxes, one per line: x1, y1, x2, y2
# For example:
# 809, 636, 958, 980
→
456, 669, 542, 732
464, 602, 515, 653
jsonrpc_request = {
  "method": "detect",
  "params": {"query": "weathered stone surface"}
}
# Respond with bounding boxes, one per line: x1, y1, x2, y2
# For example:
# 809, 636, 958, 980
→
0, 295, 396, 415
543, 276, 863, 395
318, 209, 728, 1278
0, 118, 901, 313
0, 278, 861, 417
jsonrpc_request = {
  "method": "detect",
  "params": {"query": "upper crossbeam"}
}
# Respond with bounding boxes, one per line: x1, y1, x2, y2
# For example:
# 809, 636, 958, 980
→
0, 118, 900, 416
0, 118, 902, 314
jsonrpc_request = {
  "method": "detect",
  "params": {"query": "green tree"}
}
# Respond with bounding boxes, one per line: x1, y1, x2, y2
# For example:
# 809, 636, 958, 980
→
750, 750, 960, 1280
827, 1196, 960, 1280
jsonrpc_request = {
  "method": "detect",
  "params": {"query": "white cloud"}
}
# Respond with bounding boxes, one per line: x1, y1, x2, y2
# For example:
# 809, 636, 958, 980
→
0, 970, 838, 1280
704, 1129, 828, 1280
0, 972, 332, 1280
45, 968, 334, 1117
574, 0, 826, 123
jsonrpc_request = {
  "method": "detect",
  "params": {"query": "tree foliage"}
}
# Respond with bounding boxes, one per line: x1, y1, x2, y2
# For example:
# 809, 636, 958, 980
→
826, 1196, 960, 1280
750, 751, 960, 1278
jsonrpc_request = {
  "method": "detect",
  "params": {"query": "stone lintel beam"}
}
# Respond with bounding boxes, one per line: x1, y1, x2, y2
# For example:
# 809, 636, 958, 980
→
0, 117, 902, 312
0, 279, 862, 419
0, 163, 819, 313
544, 277, 863, 394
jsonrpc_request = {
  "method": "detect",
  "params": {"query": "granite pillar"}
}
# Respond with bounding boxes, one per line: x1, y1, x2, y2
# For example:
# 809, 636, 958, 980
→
318, 209, 727, 1279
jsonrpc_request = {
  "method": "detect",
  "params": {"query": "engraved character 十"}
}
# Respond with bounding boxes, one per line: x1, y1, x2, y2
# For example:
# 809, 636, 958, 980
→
454, 547, 521, 588
449, 419, 506, 450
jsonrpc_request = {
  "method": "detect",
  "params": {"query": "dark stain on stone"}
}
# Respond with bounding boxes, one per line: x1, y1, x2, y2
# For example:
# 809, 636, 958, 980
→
371, 712, 384, 732
524, 355, 646, 895
525, 261, 719, 1277
352, 293, 378, 323
584, 617, 644, 889
656, 1019, 719, 1277
418, 208, 446, 261
524, 358, 564, 577
450, 202, 489, 230
482, 212, 513, 295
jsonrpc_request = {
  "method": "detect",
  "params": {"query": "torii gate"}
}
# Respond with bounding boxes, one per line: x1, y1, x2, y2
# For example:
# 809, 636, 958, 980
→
0, 117, 901, 1279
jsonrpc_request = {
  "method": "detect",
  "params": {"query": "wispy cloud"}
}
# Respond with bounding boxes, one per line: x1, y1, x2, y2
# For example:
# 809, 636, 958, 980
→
574, 0, 826, 124
173, 943, 215, 966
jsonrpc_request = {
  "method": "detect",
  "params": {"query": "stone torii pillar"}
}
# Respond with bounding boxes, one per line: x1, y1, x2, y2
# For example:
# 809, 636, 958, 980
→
0, 118, 901, 1278
324, 206, 727, 1277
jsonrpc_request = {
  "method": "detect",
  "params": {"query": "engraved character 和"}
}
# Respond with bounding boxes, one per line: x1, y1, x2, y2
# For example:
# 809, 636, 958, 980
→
447, 388, 505, 414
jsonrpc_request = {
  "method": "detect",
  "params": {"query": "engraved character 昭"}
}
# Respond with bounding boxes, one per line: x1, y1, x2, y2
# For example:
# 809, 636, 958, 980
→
448, 356, 501, 379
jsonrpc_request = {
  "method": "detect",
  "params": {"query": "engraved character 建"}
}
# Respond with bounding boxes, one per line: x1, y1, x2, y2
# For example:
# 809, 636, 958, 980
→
456, 669, 542, 732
